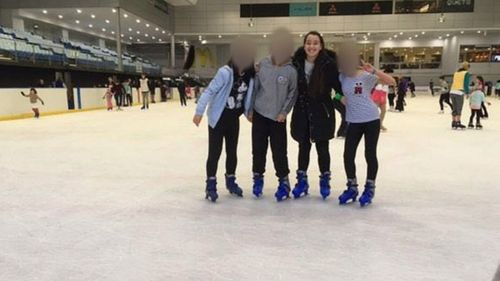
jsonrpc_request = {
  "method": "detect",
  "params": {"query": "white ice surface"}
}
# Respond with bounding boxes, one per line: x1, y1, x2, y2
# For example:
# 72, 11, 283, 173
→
0, 96, 499, 281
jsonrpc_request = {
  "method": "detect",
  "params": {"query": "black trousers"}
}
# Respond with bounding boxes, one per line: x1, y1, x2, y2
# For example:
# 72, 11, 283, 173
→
206, 110, 240, 178
439, 93, 453, 111
298, 140, 330, 174
252, 111, 289, 178
344, 119, 381, 182
388, 94, 396, 107
114, 93, 123, 107
481, 102, 489, 118
334, 100, 347, 137
180, 93, 187, 106
126, 94, 133, 106
395, 93, 405, 111
469, 109, 481, 124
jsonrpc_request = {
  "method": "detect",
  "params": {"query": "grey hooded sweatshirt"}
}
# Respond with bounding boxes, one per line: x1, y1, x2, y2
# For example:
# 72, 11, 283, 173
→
251, 56, 298, 121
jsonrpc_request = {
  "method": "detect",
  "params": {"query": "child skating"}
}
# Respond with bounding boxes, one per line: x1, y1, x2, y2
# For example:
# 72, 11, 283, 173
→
193, 37, 256, 202
20, 88, 45, 118
468, 76, 490, 130
249, 28, 298, 202
336, 42, 396, 207
103, 77, 114, 111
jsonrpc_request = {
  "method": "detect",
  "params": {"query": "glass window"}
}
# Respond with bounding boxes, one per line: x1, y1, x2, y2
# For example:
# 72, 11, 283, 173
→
459, 45, 492, 63
380, 47, 442, 70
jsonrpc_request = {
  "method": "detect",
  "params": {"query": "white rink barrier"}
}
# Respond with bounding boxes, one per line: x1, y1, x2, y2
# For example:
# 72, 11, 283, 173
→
0, 88, 68, 117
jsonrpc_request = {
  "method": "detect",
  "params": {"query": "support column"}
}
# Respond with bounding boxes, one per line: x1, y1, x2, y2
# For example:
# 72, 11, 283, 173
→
116, 7, 123, 72
98, 39, 106, 49
62, 29, 69, 41
12, 17, 24, 31
170, 34, 176, 68
374, 42, 381, 69
442, 36, 459, 76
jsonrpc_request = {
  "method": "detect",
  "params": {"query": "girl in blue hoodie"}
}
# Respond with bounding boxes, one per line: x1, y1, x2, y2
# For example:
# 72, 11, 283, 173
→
193, 38, 256, 202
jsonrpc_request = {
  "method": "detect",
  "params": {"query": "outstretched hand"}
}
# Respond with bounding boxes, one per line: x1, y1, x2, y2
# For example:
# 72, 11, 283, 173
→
193, 115, 202, 127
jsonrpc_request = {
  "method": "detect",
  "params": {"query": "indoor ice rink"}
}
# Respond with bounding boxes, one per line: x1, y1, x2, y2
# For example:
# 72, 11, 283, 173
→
1, 0, 500, 281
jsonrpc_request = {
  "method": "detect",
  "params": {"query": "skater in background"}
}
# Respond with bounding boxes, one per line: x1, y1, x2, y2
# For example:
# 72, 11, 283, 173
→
387, 82, 396, 111
139, 73, 150, 110
336, 42, 396, 207
103, 77, 114, 111
371, 84, 388, 132
290, 31, 342, 200
468, 76, 490, 130
450, 62, 472, 130
495, 80, 500, 98
20, 88, 45, 118
429, 79, 435, 96
475, 76, 489, 119
249, 27, 298, 202
438, 76, 453, 114
193, 37, 256, 202
395, 76, 408, 112
123, 78, 133, 107
112, 78, 124, 111
409, 80, 416, 98
178, 78, 188, 106
149, 78, 157, 104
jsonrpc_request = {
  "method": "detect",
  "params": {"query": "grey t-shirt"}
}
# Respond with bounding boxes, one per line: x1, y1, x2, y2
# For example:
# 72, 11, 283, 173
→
339, 71, 380, 123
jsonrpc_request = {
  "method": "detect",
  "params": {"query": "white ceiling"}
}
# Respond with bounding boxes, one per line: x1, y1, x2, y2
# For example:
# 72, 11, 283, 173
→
18, 8, 172, 45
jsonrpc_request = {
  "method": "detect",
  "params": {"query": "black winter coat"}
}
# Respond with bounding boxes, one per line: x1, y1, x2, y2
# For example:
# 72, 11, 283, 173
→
291, 48, 342, 143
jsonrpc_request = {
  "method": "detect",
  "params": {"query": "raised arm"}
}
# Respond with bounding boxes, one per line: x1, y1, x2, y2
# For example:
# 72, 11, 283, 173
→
361, 61, 396, 86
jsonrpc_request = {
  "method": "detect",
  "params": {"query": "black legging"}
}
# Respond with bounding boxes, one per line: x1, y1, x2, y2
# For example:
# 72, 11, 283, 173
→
395, 92, 405, 111
298, 140, 330, 174
344, 120, 381, 182
180, 91, 187, 106
334, 100, 347, 137
439, 93, 453, 111
206, 110, 240, 178
114, 93, 123, 107
481, 102, 489, 118
469, 109, 481, 125
388, 94, 396, 107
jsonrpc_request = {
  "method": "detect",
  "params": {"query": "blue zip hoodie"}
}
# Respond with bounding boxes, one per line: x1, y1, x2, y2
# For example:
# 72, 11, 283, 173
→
195, 65, 255, 128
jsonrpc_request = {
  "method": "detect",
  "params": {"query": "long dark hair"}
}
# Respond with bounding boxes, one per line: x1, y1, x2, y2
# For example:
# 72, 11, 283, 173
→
303, 31, 326, 96
476, 75, 485, 91
227, 59, 256, 78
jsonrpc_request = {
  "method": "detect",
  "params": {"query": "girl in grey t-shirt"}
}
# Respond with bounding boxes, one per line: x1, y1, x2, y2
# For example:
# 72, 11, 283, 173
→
335, 42, 396, 207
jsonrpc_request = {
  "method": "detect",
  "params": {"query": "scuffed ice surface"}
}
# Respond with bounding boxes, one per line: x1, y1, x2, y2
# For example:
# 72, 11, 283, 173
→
0, 96, 499, 281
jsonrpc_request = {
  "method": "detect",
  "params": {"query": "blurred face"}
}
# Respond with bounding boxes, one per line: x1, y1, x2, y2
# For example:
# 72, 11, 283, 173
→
141, 74, 145, 79
30, 89, 36, 95
108, 77, 113, 83
304, 34, 322, 59
338, 44, 360, 75
231, 38, 256, 72
270, 31, 294, 65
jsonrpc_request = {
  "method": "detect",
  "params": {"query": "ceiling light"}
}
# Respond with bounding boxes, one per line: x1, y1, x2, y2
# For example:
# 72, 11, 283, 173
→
146, 24, 150, 27
88, 24, 93, 28
58, 15, 63, 19
263, 34, 267, 38
477, 30, 481, 33
145, 34, 149, 37
105, 19, 110, 24
201, 40, 207, 45
198, 35, 202, 41
438, 36, 442, 39
394, 34, 398, 38
112, 9, 117, 13
460, 30, 464, 34
421, 31, 426, 35
415, 34, 419, 38
128, 28, 133, 32
218, 35, 222, 38
409, 37, 412, 40
155, 27, 159, 31
42, 10, 48, 14
136, 19, 141, 23
111, 31, 116, 35
102, 28, 106, 32
91, 14, 96, 19
75, 20, 80, 24
162, 30, 166, 34
76, 9, 82, 14
351, 33, 355, 36
399, 32, 403, 35
367, 32, 371, 36
129, 36, 133, 40
137, 39, 140, 42
389, 37, 392, 40
446, 33, 450, 37
152, 36, 155, 39
159, 39, 163, 42
136, 31, 140, 34
124, 14, 128, 18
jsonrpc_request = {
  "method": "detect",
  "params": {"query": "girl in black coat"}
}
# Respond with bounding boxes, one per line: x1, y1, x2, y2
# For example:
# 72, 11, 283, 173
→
290, 31, 343, 200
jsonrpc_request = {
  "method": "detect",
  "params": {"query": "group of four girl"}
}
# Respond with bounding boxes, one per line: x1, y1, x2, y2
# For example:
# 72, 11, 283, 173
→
194, 29, 396, 207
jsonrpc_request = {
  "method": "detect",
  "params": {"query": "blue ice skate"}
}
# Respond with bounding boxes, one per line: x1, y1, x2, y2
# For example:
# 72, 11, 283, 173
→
252, 174, 264, 198
225, 175, 243, 197
319, 172, 331, 200
359, 183, 376, 207
275, 178, 291, 202
338, 182, 359, 205
205, 178, 218, 203
292, 171, 309, 199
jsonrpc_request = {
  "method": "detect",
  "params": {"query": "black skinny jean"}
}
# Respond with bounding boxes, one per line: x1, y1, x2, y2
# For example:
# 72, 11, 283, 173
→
439, 93, 453, 111
344, 119, 381, 182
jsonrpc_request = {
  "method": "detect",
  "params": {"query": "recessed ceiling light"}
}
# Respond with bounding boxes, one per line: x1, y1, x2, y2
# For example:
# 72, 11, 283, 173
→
218, 35, 222, 38
105, 19, 110, 24
120, 33, 124, 37
76, 9, 82, 14
159, 38, 162, 42
124, 14, 128, 18
351, 33, 355, 36
415, 34, 419, 38
162, 30, 166, 34
263, 34, 267, 38
460, 30, 464, 34
91, 14, 95, 19
146, 23, 150, 27
136, 31, 140, 34
201, 40, 207, 45
367, 32, 371, 36
438, 36, 442, 39
136, 19, 141, 23
421, 31, 426, 35
88, 24, 93, 28
58, 15, 63, 19
152, 36, 156, 39
155, 27, 159, 31
477, 30, 481, 33
399, 32, 404, 35
409, 37, 412, 40
128, 28, 133, 32
129, 36, 133, 40
75, 20, 80, 24
102, 28, 106, 32
42, 10, 48, 14
137, 39, 140, 42
394, 34, 398, 38
111, 31, 115, 35
446, 33, 450, 37
145, 34, 149, 37
112, 8, 117, 13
